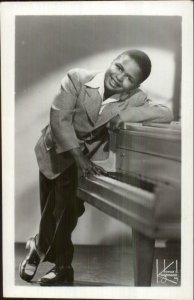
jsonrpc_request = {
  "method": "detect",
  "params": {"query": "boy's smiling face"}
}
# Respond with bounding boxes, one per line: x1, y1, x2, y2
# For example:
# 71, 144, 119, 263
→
104, 54, 143, 96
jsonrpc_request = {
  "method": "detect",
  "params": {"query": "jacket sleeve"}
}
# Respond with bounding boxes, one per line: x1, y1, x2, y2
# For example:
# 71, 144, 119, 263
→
50, 70, 80, 154
119, 98, 174, 123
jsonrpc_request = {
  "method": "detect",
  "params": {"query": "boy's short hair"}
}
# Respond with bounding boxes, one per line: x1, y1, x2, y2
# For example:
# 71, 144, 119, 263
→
117, 49, 152, 83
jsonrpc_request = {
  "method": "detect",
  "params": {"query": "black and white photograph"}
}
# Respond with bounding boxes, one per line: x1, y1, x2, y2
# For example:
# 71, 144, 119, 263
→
1, 1, 193, 299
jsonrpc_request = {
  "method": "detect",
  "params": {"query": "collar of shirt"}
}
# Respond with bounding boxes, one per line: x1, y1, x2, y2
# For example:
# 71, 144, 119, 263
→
84, 72, 105, 99
84, 72, 121, 114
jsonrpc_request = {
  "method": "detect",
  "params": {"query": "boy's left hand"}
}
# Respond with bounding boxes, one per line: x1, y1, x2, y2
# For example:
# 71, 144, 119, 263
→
109, 115, 122, 131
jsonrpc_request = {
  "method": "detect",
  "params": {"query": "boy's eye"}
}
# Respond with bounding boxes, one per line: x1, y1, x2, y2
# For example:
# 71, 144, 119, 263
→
116, 64, 122, 71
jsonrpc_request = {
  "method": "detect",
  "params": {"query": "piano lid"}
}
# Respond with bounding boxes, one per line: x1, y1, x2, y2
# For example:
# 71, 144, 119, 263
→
120, 122, 181, 140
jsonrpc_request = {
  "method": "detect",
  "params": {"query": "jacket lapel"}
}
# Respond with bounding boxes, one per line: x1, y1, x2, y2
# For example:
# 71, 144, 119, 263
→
83, 88, 102, 125
95, 101, 120, 128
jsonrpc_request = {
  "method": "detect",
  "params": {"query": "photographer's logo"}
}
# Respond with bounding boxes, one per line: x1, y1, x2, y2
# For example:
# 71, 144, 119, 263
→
156, 259, 179, 285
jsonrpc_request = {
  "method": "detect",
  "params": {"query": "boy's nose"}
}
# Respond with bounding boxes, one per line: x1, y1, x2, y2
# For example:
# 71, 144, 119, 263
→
116, 73, 124, 82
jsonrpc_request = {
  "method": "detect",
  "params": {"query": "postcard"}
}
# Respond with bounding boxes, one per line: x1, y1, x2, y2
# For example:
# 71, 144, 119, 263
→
1, 1, 193, 299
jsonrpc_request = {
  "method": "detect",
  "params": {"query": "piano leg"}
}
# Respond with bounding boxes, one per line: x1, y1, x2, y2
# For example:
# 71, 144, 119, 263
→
132, 229, 155, 286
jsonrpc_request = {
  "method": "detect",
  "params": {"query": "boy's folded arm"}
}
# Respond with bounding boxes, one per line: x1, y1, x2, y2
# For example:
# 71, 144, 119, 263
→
119, 99, 174, 124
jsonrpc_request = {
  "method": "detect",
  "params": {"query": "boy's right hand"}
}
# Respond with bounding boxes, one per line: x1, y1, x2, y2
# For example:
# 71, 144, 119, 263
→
69, 148, 107, 178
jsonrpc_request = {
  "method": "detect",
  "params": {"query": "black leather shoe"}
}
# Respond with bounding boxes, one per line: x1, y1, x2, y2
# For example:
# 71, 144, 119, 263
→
19, 237, 41, 282
39, 265, 74, 286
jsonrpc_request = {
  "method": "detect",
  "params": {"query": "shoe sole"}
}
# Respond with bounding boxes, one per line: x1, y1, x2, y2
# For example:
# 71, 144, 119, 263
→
39, 280, 74, 286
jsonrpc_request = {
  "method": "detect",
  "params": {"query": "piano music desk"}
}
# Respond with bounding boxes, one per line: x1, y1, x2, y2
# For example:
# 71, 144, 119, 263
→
77, 123, 181, 286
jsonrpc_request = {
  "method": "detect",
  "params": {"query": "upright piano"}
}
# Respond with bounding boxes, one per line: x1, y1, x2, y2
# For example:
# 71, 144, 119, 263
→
77, 122, 181, 286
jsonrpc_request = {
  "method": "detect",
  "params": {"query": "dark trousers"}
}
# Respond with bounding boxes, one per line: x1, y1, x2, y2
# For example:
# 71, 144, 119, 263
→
37, 163, 85, 266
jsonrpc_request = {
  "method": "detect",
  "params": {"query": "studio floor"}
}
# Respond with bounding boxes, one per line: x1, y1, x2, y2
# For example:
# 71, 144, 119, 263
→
15, 242, 180, 287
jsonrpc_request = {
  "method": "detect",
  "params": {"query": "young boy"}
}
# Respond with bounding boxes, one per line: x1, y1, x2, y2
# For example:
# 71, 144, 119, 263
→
19, 49, 173, 286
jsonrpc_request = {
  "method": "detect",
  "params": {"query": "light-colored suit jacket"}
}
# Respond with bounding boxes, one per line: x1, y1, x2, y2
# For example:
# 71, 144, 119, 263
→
35, 68, 173, 179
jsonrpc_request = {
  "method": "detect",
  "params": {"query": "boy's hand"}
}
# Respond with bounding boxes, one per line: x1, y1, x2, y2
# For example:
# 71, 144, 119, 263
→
109, 114, 122, 131
69, 148, 107, 178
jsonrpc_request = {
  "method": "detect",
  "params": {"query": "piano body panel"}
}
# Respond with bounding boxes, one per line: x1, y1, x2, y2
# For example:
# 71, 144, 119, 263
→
117, 129, 181, 162
154, 185, 181, 223
116, 149, 181, 187
116, 124, 181, 186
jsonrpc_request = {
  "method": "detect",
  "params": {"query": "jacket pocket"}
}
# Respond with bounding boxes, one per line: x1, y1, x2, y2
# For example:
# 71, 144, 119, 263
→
43, 125, 54, 151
